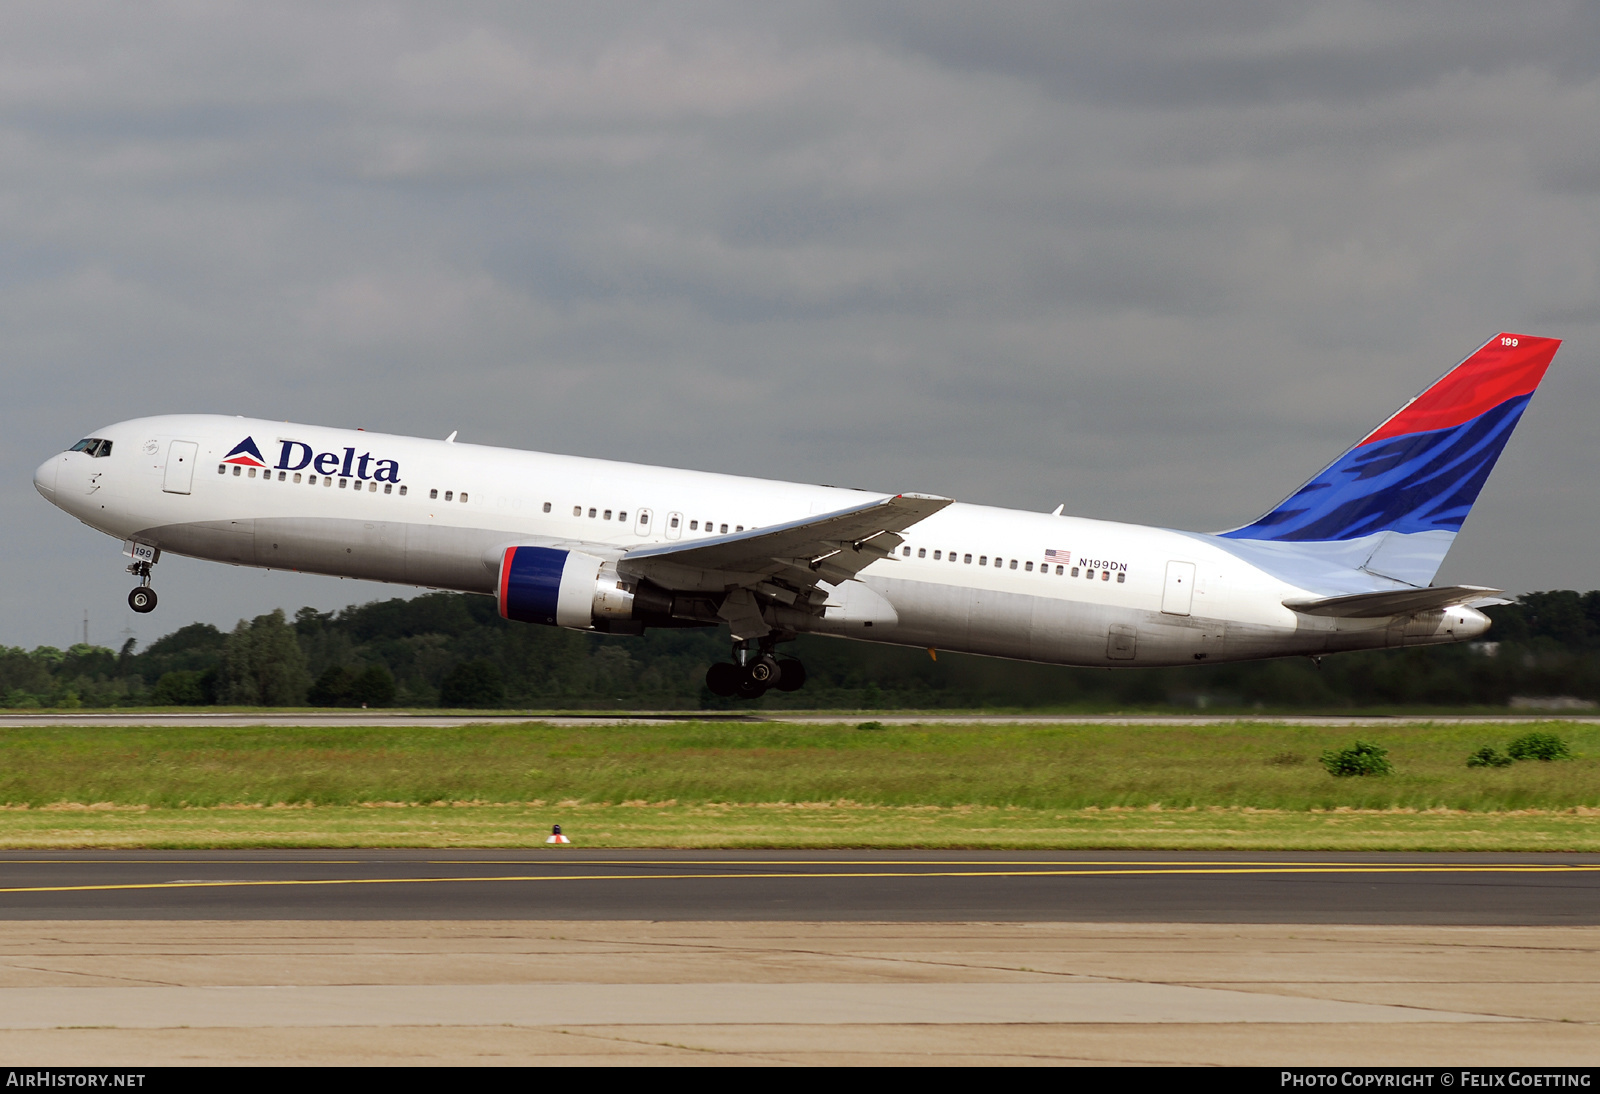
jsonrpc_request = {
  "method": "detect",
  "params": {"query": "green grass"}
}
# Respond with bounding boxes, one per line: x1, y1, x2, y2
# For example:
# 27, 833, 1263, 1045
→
0, 719, 1594, 848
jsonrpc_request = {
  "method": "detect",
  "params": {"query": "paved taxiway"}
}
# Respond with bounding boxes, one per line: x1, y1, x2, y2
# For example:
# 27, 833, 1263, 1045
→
0, 919, 1594, 1065
1, 852, 1596, 1063
0, 850, 1597, 923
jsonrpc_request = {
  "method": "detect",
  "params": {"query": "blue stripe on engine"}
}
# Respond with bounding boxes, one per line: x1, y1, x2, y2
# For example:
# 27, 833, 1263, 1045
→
1222, 395, 1531, 542
502, 546, 568, 625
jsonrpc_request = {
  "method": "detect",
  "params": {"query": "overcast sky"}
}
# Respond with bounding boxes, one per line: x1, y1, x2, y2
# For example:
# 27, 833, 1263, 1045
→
5, 2, 1598, 651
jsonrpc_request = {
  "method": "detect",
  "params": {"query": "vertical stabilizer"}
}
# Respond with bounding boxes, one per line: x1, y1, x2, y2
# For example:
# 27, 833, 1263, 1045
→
1219, 333, 1560, 587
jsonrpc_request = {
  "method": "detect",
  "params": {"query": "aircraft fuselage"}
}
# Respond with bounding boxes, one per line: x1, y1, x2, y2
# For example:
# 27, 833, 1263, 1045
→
34, 413, 1488, 669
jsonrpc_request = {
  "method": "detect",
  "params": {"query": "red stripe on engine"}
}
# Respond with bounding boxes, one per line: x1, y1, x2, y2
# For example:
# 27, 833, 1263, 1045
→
498, 547, 515, 618
1359, 334, 1559, 447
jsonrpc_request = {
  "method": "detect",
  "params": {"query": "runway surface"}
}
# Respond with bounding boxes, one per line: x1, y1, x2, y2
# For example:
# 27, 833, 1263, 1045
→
1, 849, 1596, 923
0, 919, 1595, 1064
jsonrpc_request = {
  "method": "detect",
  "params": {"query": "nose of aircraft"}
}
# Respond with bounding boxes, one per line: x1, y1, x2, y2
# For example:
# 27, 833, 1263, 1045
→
33, 456, 58, 503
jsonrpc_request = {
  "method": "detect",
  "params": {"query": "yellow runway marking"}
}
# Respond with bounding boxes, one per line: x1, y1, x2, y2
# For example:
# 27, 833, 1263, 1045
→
0, 863, 1596, 896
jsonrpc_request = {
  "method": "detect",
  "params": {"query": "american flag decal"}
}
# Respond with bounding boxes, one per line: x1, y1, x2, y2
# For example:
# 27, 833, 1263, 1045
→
1044, 548, 1071, 564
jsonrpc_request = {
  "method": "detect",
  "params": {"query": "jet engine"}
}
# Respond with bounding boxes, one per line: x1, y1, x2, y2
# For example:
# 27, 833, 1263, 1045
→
496, 545, 674, 631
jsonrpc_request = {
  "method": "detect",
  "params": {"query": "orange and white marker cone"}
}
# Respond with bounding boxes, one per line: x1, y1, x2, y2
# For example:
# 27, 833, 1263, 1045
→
545, 823, 570, 845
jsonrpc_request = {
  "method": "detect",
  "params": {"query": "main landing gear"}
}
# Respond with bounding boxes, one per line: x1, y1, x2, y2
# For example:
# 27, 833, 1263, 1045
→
127, 559, 157, 614
705, 639, 806, 699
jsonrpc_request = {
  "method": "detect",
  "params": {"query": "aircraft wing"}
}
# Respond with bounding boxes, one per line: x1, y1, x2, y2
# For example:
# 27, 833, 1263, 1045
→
618, 493, 951, 597
1283, 585, 1503, 618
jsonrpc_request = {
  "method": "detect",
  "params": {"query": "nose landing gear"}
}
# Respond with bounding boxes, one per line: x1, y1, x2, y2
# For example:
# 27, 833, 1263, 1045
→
127, 557, 158, 614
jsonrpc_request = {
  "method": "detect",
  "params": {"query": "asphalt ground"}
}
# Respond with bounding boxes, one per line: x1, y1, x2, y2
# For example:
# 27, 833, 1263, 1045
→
1, 850, 1596, 923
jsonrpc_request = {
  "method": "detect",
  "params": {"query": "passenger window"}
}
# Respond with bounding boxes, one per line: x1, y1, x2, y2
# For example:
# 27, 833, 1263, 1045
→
640, 513, 649, 525
1087, 570, 1095, 579
588, 508, 596, 518
383, 483, 392, 494
736, 525, 744, 532
460, 493, 467, 502
1010, 560, 1018, 570
1025, 561, 1033, 572
1071, 567, 1079, 577
324, 477, 332, 487
543, 502, 552, 513
1102, 570, 1110, 581
232, 466, 241, 476
933, 550, 941, 560
340, 478, 349, 489
690, 520, 699, 531
963, 554, 972, 564
573, 506, 581, 516
248, 468, 256, 478
217, 465, 226, 475
618, 511, 627, 522
918, 548, 926, 558
1117, 572, 1126, 583
399, 486, 407, 495
369, 482, 377, 492
1055, 565, 1063, 575
902, 546, 910, 557
979, 556, 988, 566
604, 510, 612, 520
430, 489, 439, 500
720, 524, 728, 534
444, 490, 453, 501
277, 471, 286, 481
670, 516, 680, 528
294, 473, 302, 483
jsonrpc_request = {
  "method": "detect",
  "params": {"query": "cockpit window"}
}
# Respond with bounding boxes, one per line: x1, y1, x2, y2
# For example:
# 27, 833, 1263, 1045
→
70, 438, 112, 458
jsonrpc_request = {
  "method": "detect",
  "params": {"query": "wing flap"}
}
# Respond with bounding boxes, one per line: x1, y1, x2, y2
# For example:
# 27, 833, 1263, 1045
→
1283, 585, 1503, 618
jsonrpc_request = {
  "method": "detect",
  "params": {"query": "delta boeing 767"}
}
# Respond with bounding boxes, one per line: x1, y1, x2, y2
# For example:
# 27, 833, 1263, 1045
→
33, 333, 1560, 698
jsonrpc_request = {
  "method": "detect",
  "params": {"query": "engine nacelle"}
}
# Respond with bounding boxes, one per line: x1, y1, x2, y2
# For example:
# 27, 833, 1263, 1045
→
496, 546, 675, 631
497, 546, 606, 629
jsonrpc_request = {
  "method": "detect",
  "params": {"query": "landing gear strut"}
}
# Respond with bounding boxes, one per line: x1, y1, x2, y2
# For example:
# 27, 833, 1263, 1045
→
705, 637, 807, 699
127, 559, 158, 614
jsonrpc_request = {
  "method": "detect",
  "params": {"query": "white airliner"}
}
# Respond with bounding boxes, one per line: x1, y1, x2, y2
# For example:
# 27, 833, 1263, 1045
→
34, 333, 1559, 697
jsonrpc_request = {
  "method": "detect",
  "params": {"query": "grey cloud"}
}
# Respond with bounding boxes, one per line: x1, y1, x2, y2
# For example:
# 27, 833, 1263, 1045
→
852, 1, 1600, 108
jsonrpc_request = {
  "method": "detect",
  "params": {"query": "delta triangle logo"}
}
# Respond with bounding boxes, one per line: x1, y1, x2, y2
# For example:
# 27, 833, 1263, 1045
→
223, 437, 269, 467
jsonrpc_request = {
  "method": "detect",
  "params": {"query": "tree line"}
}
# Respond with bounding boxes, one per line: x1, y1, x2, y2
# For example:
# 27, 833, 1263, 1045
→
3, 589, 1599, 710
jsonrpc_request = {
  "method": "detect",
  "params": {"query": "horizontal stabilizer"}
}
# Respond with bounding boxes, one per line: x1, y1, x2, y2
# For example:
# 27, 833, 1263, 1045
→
1283, 585, 1503, 618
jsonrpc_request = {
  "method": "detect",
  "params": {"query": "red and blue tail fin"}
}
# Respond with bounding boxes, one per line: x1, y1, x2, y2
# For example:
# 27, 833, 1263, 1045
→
1219, 333, 1560, 587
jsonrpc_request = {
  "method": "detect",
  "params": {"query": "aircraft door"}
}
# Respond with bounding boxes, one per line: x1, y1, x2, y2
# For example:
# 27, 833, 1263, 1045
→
1106, 624, 1138, 660
665, 511, 683, 540
162, 441, 199, 495
1161, 560, 1196, 616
